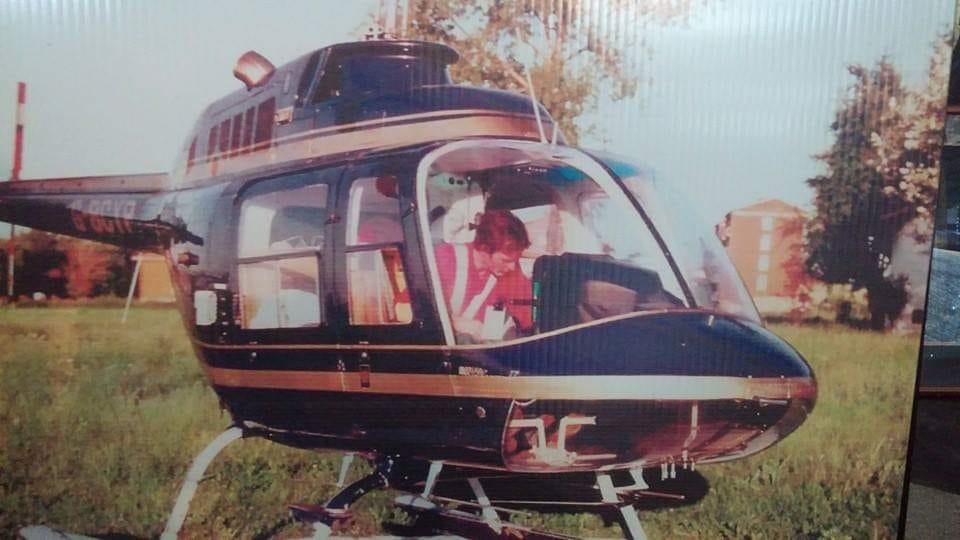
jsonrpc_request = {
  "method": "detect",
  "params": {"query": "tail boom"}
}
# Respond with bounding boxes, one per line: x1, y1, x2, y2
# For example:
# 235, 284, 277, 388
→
0, 174, 171, 251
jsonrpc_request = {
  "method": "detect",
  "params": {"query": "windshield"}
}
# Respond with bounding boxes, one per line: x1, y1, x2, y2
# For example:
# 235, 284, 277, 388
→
597, 154, 761, 324
418, 141, 691, 344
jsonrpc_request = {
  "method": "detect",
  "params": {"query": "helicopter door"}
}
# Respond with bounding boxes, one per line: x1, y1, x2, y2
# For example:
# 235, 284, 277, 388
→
331, 158, 456, 446
234, 166, 340, 341
343, 175, 410, 326
333, 158, 436, 345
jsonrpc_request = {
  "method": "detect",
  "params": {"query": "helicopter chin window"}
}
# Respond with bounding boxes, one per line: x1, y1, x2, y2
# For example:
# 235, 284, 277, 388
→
421, 142, 691, 344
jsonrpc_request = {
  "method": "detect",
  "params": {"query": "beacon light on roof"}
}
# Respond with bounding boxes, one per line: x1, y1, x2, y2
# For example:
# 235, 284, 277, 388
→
233, 50, 276, 90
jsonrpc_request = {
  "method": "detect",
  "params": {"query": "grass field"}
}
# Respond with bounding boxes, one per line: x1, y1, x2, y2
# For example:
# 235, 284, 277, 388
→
0, 306, 920, 538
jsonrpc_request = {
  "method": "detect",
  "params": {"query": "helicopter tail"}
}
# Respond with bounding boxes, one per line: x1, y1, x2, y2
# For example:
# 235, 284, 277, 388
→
0, 173, 172, 251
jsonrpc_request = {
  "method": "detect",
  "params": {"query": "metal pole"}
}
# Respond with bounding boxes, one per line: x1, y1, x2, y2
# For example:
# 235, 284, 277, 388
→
7, 82, 25, 299
524, 70, 547, 144
400, 0, 409, 38
385, 0, 396, 36
121, 255, 143, 323
6, 225, 13, 299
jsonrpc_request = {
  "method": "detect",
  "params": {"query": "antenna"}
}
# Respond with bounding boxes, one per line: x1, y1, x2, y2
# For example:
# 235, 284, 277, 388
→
385, 0, 396, 37
373, 0, 404, 39
523, 69, 547, 144
400, 0, 409, 39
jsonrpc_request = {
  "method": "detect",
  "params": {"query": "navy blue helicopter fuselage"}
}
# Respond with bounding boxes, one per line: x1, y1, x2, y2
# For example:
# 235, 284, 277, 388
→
0, 40, 815, 474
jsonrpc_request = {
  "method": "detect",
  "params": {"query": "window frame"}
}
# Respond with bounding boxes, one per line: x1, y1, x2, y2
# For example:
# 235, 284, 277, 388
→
237, 253, 324, 330
232, 167, 341, 335
343, 242, 413, 327
415, 140, 688, 346
218, 118, 231, 155
254, 98, 277, 147
757, 253, 771, 272
230, 113, 243, 157
342, 175, 410, 327
333, 159, 425, 341
759, 232, 772, 251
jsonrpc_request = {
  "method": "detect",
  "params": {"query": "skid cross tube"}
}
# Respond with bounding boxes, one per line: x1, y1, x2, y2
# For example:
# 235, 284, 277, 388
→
596, 472, 648, 540
289, 456, 401, 540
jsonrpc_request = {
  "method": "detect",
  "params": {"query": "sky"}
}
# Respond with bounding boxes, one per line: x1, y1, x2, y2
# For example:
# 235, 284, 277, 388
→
0, 0, 954, 226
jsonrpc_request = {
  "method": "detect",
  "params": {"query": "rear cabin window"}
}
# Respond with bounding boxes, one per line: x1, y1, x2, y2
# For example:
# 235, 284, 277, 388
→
230, 113, 243, 156
186, 137, 197, 170
218, 119, 231, 155
237, 181, 329, 329
254, 98, 276, 146
207, 126, 218, 159
242, 107, 255, 151
345, 176, 410, 325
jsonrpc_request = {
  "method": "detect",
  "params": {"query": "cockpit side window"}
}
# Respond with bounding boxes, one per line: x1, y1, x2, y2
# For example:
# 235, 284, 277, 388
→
346, 176, 403, 246
240, 184, 328, 257
344, 176, 411, 326
237, 180, 329, 330
313, 61, 343, 102
295, 51, 323, 107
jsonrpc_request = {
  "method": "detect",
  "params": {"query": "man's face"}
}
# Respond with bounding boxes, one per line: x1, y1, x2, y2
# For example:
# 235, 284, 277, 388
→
489, 249, 522, 278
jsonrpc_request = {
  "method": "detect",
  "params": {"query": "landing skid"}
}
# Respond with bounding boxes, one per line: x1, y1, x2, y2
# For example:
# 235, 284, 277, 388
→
158, 427, 706, 539
393, 497, 581, 540
289, 455, 652, 539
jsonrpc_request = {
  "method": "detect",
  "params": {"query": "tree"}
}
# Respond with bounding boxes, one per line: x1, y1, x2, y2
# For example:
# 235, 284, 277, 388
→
888, 35, 951, 243
806, 38, 950, 329
396, 0, 705, 144
777, 215, 813, 298
12, 230, 68, 298
60, 238, 130, 299
4, 230, 130, 299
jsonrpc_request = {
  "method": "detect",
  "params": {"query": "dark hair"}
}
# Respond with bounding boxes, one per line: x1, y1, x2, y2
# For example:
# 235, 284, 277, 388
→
473, 210, 531, 254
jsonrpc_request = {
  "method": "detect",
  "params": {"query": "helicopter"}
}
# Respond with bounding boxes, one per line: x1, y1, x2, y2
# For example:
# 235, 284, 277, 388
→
0, 38, 816, 540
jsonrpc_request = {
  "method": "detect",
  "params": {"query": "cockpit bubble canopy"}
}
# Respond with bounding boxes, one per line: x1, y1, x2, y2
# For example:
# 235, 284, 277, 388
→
596, 153, 760, 324
418, 140, 759, 344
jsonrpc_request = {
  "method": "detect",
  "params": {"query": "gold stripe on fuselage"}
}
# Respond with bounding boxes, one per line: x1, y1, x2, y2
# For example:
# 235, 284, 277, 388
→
201, 365, 816, 402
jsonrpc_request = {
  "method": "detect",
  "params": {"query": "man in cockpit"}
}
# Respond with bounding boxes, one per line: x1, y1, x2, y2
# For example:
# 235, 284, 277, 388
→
434, 210, 534, 342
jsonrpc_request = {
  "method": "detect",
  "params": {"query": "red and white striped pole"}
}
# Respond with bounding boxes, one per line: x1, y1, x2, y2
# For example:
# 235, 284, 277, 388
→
11, 82, 25, 181
7, 82, 25, 298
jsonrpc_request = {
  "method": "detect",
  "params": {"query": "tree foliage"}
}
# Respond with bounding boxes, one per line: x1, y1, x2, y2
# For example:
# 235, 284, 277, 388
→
4, 230, 67, 298
397, 0, 705, 144
806, 37, 950, 328
4, 230, 131, 299
777, 215, 813, 298
62, 240, 123, 298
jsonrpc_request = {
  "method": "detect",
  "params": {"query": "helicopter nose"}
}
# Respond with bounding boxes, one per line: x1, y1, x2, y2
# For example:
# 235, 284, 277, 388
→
499, 311, 816, 473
